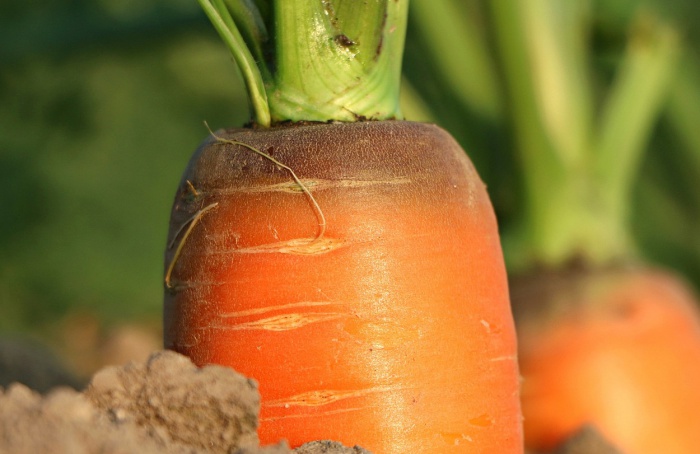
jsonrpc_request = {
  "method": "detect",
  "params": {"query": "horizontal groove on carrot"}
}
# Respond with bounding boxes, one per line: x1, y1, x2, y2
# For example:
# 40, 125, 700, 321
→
205, 177, 414, 194
209, 312, 349, 331
220, 301, 345, 318
259, 406, 367, 422
264, 386, 402, 408
223, 237, 345, 255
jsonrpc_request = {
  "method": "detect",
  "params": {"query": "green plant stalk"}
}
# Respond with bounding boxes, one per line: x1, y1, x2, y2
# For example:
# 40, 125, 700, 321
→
491, 0, 679, 270
197, 0, 409, 125
594, 16, 679, 261
491, 0, 585, 269
269, 0, 408, 122
410, 0, 502, 120
198, 0, 271, 126
223, 0, 269, 69
519, 0, 593, 167
663, 56, 700, 210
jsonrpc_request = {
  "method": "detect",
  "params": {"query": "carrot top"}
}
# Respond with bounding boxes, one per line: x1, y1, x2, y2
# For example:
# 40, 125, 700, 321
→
197, 0, 409, 127
488, 4, 679, 270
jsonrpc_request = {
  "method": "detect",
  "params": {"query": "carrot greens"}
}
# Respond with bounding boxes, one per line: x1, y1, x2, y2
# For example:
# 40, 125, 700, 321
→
490, 1, 679, 270
197, 0, 409, 126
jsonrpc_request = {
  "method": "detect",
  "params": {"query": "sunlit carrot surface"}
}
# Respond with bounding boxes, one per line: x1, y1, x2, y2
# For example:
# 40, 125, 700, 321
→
164, 121, 522, 453
514, 267, 700, 454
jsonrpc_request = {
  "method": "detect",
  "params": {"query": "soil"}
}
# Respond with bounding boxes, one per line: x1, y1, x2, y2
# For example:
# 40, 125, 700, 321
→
549, 426, 622, 454
0, 350, 371, 454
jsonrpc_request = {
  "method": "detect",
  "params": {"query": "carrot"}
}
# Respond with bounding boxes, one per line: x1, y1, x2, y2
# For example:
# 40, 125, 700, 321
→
513, 267, 700, 454
484, 3, 700, 453
163, 1, 522, 452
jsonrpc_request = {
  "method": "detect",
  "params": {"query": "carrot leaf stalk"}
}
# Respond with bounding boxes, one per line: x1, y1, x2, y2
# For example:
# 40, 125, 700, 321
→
197, 0, 409, 127
409, 0, 502, 121
197, 0, 271, 126
491, 1, 679, 270
594, 16, 679, 257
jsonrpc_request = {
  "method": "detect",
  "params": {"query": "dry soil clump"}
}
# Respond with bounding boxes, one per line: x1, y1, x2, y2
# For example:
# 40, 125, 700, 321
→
0, 350, 370, 454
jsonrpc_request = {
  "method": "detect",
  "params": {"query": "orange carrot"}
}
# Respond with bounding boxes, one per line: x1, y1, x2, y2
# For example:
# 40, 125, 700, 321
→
164, 2, 523, 451
483, 4, 698, 452
163, 121, 522, 452
513, 267, 700, 454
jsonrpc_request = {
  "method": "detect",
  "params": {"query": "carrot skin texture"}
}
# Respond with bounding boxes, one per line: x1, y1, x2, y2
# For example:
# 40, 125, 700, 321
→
164, 121, 522, 452
514, 267, 700, 454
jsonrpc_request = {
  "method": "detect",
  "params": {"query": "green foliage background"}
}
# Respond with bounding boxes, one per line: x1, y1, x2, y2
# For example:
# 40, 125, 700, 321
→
2, 0, 700, 337
1, 1, 250, 333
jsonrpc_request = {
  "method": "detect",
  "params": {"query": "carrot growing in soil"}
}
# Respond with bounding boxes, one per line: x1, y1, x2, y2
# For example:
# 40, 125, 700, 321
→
163, 1, 522, 452
485, 2, 700, 453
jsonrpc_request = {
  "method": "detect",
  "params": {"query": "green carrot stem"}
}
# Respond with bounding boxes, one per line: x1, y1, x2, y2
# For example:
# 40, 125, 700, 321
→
410, 0, 502, 120
198, 0, 271, 126
269, 0, 407, 122
197, 0, 409, 125
594, 15, 680, 245
491, 1, 679, 270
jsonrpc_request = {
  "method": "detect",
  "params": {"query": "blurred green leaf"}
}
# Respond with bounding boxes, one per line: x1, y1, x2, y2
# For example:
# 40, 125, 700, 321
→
1, 20, 248, 331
